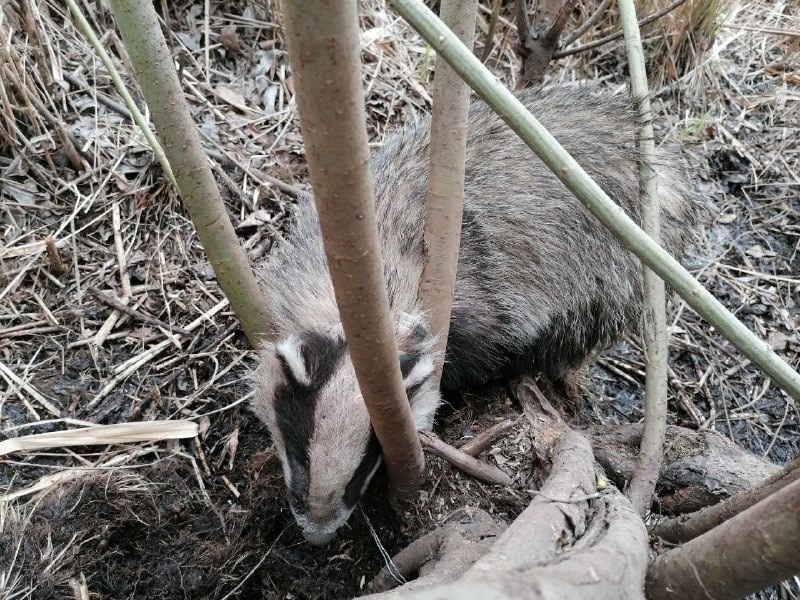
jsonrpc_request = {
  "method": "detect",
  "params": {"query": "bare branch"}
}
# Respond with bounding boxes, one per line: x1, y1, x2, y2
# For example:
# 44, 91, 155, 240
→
480, 0, 503, 62
562, 0, 614, 46
106, 0, 271, 346
554, 0, 691, 59
459, 418, 517, 457
419, 0, 478, 386
420, 431, 513, 486
618, 0, 669, 518
87, 287, 192, 336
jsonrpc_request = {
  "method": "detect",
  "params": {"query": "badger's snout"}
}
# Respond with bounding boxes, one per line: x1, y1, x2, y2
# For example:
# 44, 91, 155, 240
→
291, 500, 355, 546
303, 530, 338, 546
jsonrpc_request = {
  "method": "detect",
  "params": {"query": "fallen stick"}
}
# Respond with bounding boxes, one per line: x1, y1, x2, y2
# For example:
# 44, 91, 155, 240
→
459, 418, 517, 457
419, 431, 512, 487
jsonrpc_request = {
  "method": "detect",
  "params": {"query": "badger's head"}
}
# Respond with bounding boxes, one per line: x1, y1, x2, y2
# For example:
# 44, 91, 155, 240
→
251, 311, 440, 545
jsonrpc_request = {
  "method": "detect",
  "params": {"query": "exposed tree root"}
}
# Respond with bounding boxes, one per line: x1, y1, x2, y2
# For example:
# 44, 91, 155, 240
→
651, 454, 800, 544
419, 432, 513, 486
459, 418, 517, 457
588, 423, 780, 514
365, 376, 796, 599
366, 509, 505, 594
646, 478, 800, 600
365, 377, 650, 599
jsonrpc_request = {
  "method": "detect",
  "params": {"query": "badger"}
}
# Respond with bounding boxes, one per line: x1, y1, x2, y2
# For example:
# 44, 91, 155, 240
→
250, 86, 700, 545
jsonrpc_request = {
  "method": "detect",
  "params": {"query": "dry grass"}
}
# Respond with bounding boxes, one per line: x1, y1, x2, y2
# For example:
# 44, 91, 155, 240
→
0, 0, 798, 598
592, 0, 800, 460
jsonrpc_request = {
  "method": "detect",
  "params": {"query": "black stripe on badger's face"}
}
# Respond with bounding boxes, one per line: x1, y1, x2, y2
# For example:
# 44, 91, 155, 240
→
274, 331, 346, 511
343, 430, 382, 510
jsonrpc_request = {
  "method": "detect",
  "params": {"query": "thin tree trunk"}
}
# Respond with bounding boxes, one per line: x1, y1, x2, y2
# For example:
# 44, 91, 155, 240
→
281, 0, 425, 502
618, 0, 669, 518
514, 0, 580, 85
106, 0, 270, 346
419, 0, 478, 386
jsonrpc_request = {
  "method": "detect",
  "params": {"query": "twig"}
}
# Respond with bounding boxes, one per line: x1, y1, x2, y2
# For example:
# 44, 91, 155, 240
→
218, 530, 286, 600
480, 0, 503, 62
0, 56, 86, 170
32, 292, 59, 326
86, 298, 229, 409
45, 237, 66, 275
514, 0, 532, 53
720, 23, 800, 38
200, 132, 305, 198
93, 203, 133, 346
562, 0, 615, 46
62, 72, 133, 120
459, 418, 517, 457
0, 360, 62, 417
87, 287, 192, 336
65, 0, 177, 187
221, 475, 241, 498
420, 431, 513, 486
553, 0, 690, 59
159, 321, 239, 387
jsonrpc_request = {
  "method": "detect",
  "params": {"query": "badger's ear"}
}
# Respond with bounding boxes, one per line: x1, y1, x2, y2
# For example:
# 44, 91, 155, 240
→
275, 335, 312, 386
249, 342, 284, 428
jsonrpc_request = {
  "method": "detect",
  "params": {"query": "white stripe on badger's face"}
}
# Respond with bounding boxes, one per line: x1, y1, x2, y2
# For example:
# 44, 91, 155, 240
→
275, 335, 311, 386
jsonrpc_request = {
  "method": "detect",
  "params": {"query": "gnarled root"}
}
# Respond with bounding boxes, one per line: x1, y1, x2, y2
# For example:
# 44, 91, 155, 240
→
365, 377, 650, 600
588, 423, 780, 514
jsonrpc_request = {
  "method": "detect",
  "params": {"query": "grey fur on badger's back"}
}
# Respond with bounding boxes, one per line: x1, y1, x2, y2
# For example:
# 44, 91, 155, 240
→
252, 85, 699, 545
260, 85, 696, 389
